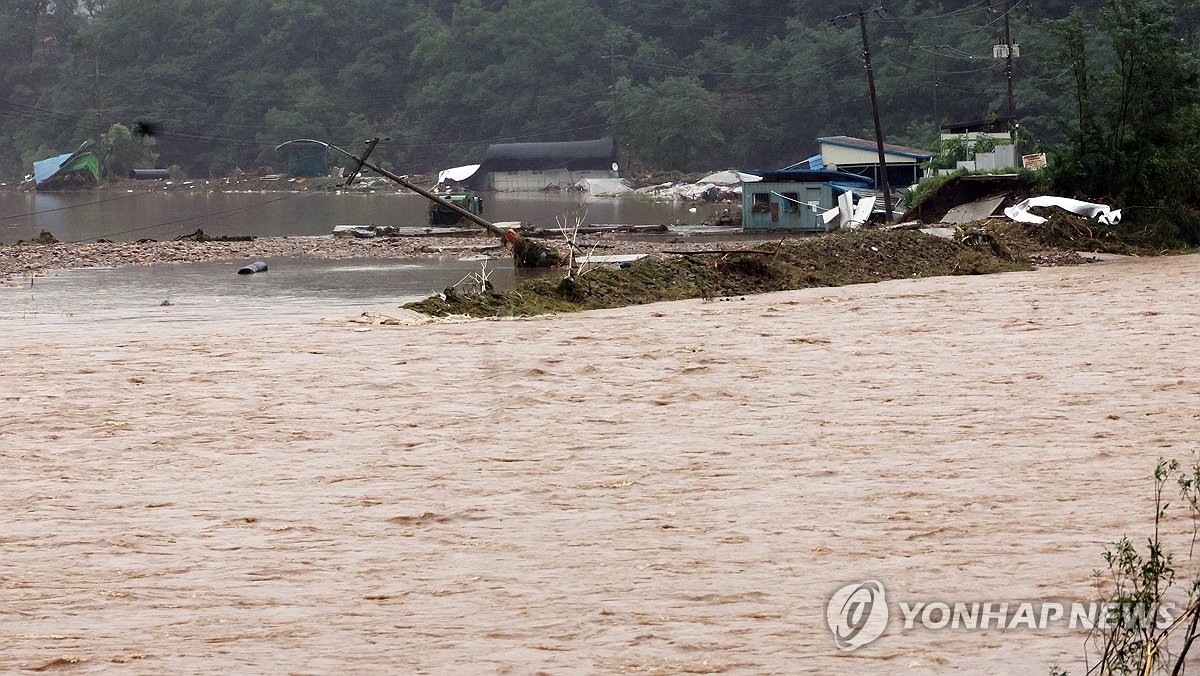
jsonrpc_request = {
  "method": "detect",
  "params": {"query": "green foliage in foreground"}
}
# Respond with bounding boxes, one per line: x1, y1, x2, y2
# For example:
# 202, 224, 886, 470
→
1085, 456, 1200, 674
405, 230, 1028, 317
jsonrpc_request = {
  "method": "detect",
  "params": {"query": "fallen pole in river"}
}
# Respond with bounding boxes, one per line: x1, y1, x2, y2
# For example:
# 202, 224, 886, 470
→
276, 138, 563, 268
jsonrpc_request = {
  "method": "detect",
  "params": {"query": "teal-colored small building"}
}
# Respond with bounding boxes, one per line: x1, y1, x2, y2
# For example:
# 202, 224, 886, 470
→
741, 170, 875, 231
282, 141, 329, 177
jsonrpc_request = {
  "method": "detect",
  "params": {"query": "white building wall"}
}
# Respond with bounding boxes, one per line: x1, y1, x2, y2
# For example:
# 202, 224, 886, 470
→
820, 143, 920, 168
487, 169, 616, 191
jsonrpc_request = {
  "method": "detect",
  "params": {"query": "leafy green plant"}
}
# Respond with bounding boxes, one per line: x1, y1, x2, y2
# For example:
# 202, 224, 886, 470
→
1087, 456, 1200, 674
922, 136, 1003, 173
101, 123, 158, 178
973, 135, 998, 155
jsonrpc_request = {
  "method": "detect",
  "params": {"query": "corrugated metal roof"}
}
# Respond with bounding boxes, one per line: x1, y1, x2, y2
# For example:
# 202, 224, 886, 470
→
32, 152, 75, 185
817, 136, 934, 160
942, 116, 1016, 133
32, 142, 101, 186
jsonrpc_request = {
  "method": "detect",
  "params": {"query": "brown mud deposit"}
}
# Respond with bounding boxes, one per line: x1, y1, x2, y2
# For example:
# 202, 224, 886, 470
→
4, 253, 1200, 672
407, 229, 1029, 317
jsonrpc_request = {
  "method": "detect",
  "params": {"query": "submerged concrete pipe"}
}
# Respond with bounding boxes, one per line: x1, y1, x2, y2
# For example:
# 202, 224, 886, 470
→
237, 261, 268, 275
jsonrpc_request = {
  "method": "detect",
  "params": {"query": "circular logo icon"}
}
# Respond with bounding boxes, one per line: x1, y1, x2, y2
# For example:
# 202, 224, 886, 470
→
827, 580, 889, 651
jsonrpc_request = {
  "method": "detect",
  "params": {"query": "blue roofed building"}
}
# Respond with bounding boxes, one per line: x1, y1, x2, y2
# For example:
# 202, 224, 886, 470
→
740, 170, 874, 231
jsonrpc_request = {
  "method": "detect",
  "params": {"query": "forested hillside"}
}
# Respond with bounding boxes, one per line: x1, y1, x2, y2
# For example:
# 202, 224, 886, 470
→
0, 0, 1196, 180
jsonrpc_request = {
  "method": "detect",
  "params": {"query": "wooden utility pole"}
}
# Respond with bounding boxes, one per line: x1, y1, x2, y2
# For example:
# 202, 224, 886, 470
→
277, 138, 564, 267
1003, 0, 1016, 144
95, 52, 103, 150
856, 3, 893, 220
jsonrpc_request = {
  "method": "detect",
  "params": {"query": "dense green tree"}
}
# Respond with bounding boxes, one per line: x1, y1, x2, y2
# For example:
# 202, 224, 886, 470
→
101, 122, 157, 176
1047, 0, 1200, 207
600, 75, 723, 172
0, 0, 1197, 182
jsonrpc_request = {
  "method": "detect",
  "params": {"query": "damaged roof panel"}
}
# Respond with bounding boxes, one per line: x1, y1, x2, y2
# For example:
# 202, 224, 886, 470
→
32, 141, 101, 187
817, 136, 934, 160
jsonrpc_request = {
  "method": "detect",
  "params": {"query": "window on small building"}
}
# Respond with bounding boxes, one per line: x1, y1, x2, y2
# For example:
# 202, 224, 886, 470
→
752, 191, 770, 213
781, 192, 800, 213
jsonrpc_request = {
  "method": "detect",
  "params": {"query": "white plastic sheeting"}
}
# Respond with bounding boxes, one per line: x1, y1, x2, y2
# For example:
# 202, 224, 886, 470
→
1004, 196, 1122, 226
825, 191, 856, 228
638, 182, 742, 200
696, 170, 763, 186
436, 164, 480, 185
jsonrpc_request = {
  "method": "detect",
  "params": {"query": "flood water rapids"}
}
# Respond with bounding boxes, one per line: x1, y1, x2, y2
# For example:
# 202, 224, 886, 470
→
3, 253, 1200, 671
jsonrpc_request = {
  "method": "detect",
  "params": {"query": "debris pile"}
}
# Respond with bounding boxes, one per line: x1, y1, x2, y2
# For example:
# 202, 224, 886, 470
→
630, 169, 755, 202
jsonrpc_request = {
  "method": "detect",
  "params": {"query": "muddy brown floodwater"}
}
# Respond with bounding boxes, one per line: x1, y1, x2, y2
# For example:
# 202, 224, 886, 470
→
3, 254, 1200, 673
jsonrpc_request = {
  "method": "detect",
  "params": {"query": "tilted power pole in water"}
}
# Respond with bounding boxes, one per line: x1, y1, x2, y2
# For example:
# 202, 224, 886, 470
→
276, 138, 563, 267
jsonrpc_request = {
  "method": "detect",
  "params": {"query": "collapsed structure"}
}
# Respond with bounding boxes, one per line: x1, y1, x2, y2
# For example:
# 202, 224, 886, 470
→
31, 142, 101, 189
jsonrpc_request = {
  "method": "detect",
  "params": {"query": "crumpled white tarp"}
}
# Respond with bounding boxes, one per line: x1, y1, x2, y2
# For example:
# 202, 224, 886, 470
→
697, 170, 762, 185
1004, 196, 1122, 226
672, 183, 717, 200
825, 191, 854, 228
436, 164, 480, 185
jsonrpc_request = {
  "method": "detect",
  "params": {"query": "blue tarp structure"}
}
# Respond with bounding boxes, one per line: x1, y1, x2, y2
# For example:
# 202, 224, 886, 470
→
32, 142, 101, 187
741, 169, 874, 187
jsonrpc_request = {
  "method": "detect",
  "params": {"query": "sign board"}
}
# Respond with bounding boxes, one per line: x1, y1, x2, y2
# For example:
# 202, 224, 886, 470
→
1022, 153, 1047, 170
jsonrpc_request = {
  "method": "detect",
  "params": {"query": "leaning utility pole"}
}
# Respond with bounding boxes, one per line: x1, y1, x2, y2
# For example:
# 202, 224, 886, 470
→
856, 3, 893, 220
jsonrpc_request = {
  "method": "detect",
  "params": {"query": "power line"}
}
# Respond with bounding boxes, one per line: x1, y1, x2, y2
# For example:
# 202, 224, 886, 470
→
915, 44, 986, 61
0, 190, 153, 221
877, 0, 993, 24
68, 194, 294, 243
876, 53, 999, 75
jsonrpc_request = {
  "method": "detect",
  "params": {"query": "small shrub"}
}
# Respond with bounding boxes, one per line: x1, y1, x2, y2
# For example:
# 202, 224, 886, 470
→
1087, 455, 1200, 674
